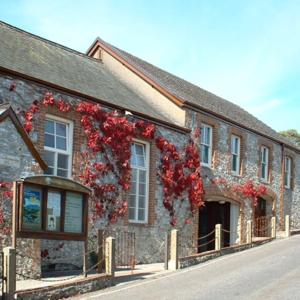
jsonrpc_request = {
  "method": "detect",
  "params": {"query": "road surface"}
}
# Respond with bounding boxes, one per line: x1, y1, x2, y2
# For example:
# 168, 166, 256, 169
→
75, 235, 300, 300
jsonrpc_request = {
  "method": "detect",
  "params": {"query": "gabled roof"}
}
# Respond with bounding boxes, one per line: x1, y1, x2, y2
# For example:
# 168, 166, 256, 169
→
87, 38, 300, 152
0, 21, 187, 132
0, 104, 47, 170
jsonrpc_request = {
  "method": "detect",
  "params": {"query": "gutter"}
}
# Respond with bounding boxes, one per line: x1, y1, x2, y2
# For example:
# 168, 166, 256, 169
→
0, 67, 190, 135
183, 102, 300, 154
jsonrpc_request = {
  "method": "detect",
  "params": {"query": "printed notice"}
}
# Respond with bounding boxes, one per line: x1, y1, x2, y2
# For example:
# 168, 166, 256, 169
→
64, 192, 83, 233
23, 186, 42, 231
47, 191, 61, 231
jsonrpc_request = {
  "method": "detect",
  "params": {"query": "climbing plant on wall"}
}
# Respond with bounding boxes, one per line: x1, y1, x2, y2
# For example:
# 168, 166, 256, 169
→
22, 91, 205, 226
210, 177, 267, 206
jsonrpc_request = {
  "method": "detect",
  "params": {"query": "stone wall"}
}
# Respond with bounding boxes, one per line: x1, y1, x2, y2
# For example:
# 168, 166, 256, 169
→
290, 155, 300, 228
0, 71, 299, 276
15, 274, 113, 300
0, 116, 43, 278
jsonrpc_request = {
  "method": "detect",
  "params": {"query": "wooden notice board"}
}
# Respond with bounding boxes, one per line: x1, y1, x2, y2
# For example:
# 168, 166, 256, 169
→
15, 175, 90, 241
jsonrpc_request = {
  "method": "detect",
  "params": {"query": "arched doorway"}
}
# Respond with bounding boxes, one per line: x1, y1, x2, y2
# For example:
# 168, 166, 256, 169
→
198, 199, 240, 252
254, 197, 271, 237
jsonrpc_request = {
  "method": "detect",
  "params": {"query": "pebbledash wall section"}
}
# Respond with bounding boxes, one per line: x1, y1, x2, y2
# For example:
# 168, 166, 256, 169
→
185, 109, 300, 241
0, 73, 194, 271
0, 111, 43, 278
289, 160, 300, 228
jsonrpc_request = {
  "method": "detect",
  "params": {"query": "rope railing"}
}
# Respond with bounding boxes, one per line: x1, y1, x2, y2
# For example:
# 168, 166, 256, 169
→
221, 228, 239, 235
198, 229, 215, 241
198, 238, 215, 248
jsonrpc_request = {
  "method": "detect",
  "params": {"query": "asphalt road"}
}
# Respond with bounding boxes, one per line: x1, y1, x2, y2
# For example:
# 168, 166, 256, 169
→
76, 235, 300, 300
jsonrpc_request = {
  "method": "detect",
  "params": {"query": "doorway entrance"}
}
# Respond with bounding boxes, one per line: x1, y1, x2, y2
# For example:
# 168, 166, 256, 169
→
198, 201, 230, 252
254, 197, 269, 237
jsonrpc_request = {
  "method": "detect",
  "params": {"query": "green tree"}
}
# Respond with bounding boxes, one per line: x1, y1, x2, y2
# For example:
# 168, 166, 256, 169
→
280, 129, 300, 146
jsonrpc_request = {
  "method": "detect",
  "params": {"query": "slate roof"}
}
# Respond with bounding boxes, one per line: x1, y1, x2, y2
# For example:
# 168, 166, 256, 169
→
0, 21, 178, 127
91, 38, 300, 151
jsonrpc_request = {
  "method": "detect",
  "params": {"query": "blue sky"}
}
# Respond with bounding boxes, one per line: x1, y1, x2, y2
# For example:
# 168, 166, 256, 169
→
1, 0, 300, 132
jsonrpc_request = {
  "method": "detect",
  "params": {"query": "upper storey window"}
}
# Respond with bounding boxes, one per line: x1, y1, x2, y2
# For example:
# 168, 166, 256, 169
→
44, 116, 73, 178
231, 135, 241, 175
201, 124, 213, 167
284, 156, 292, 189
260, 146, 269, 181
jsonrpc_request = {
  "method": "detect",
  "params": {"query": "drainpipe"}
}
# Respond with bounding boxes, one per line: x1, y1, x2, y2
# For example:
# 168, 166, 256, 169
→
280, 143, 285, 230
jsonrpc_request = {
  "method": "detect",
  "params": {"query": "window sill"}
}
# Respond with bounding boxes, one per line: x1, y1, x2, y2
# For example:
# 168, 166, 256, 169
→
231, 172, 242, 178
128, 221, 149, 226
259, 178, 270, 185
201, 164, 212, 170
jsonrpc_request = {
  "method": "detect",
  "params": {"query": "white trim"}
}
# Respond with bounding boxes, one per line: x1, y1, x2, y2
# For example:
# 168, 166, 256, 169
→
261, 146, 269, 182
128, 139, 150, 224
284, 156, 291, 189
231, 135, 241, 175
44, 114, 73, 178
201, 124, 213, 168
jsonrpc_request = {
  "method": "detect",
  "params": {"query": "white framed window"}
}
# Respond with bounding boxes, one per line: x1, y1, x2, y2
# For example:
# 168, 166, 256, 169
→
129, 140, 149, 223
201, 124, 213, 167
261, 146, 269, 181
231, 135, 241, 175
284, 156, 292, 189
43, 115, 73, 178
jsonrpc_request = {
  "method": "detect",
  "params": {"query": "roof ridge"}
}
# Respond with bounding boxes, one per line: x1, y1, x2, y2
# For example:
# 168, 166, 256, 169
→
98, 40, 276, 125
94, 37, 300, 151
99, 39, 266, 114
0, 20, 100, 64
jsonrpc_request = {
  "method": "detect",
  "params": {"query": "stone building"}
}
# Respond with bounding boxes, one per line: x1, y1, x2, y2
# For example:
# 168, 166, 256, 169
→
87, 38, 300, 246
0, 20, 299, 274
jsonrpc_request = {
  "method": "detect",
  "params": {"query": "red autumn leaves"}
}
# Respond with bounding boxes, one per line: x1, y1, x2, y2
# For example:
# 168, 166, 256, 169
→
156, 131, 204, 226
24, 93, 71, 134
76, 100, 156, 223
212, 177, 267, 206
22, 92, 205, 225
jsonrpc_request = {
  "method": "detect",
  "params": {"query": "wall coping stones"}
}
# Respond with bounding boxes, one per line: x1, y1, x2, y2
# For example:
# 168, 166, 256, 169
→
15, 273, 113, 300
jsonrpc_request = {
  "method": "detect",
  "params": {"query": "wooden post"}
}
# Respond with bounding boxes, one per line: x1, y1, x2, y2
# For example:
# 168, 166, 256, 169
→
215, 224, 221, 251
12, 182, 18, 249
271, 216, 276, 238
97, 229, 104, 273
105, 236, 115, 277
169, 229, 178, 271
164, 232, 169, 270
285, 215, 290, 238
3, 247, 16, 300
246, 220, 252, 244
83, 238, 88, 277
